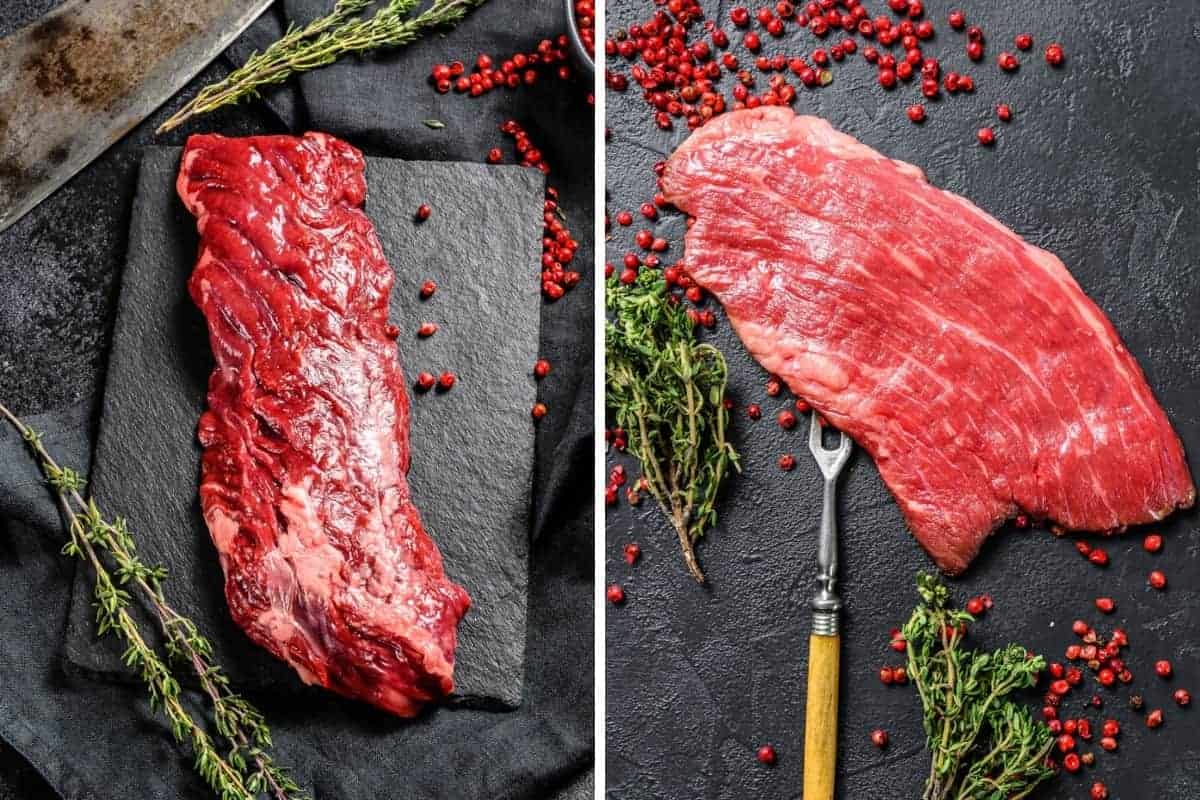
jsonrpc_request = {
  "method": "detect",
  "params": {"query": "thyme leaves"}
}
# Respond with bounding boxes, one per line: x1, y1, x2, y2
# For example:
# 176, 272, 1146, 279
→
605, 270, 739, 582
158, 0, 489, 133
0, 402, 305, 800
902, 574, 1055, 800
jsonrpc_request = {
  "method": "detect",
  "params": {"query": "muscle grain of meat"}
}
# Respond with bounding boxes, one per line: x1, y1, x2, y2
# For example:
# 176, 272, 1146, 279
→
663, 108, 1194, 573
178, 132, 470, 716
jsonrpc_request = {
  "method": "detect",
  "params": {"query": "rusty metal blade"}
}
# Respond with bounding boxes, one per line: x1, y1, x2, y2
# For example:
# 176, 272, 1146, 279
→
0, 0, 272, 233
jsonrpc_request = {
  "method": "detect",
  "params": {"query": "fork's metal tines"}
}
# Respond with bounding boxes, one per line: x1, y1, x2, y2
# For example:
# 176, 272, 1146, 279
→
807, 412, 852, 481
808, 411, 852, 637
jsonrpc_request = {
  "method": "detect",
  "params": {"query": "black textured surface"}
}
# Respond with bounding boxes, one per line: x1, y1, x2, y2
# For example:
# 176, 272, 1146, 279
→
604, 1, 1200, 798
0, 0, 594, 797
61, 148, 544, 708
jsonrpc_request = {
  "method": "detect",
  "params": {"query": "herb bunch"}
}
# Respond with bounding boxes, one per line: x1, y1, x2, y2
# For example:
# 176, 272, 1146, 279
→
158, 0, 489, 133
0, 402, 305, 800
902, 574, 1055, 800
605, 270, 739, 582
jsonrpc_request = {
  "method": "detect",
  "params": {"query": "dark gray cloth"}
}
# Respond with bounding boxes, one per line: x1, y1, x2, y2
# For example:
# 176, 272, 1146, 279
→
0, 1, 593, 797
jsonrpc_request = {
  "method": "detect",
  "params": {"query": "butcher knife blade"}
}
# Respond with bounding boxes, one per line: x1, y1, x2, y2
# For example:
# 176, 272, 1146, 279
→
0, 0, 272, 234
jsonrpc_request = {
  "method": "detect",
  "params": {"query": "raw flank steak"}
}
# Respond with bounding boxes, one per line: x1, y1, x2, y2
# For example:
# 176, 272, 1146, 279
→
178, 132, 470, 716
663, 108, 1194, 574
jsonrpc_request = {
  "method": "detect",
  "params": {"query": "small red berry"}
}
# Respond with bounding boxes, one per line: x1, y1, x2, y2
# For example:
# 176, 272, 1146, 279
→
966, 40, 983, 61
534, 358, 551, 379
1045, 43, 1065, 66
870, 729, 889, 748
965, 596, 984, 616
996, 103, 1013, 122
606, 584, 625, 604
778, 409, 797, 429
615, 210, 633, 226
878, 68, 897, 89
976, 127, 995, 146
1072, 619, 1090, 637
778, 454, 796, 471
1146, 708, 1164, 728
1101, 719, 1120, 737
744, 32, 762, 52
765, 378, 782, 396
892, 666, 907, 684
1094, 597, 1115, 614
1015, 33, 1033, 51
879, 666, 895, 685
1056, 733, 1076, 753
1062, 753, 1081, 773
1090, 782, 1109, 800
730, 7, 750, 27
486, 147, 503, 164
417, 322, 438, 337
415, 203, 432, 221
1149, 569, 1167, 590
531, 402, 547, 420
623, 542, 641, 565
947, 10, 965, 30
1173, 688, 1191, 707
747, 404, 762, 420
1144, 533, 1163, 552
419, 279, 438, 299
1156, 659, 1173, 678
1100, 735, 1118, 751
997, 51, 1019, 71
415, 372, 436, 392
756, 744, 777, 765
907, 103, 926, 123
1088, 548, 1109, 567
437, 371, 456, 390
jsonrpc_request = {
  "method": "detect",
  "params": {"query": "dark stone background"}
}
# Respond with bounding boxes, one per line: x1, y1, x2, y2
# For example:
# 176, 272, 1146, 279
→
0, 1, 594, 798
604, 1, 1200, 798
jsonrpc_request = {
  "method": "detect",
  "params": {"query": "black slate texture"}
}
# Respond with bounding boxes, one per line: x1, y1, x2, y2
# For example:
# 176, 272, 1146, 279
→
0, 0, 594, 797
61, 147, 544, 708
605, 1, 1200, 798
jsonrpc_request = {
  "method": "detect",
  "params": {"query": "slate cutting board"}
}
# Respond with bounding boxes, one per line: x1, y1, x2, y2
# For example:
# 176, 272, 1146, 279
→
63, 147, 545, 709
605, 0, 1200, 798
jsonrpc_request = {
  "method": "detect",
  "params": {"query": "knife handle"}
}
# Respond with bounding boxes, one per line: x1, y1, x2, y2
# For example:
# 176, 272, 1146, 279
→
803, 632, 840, 800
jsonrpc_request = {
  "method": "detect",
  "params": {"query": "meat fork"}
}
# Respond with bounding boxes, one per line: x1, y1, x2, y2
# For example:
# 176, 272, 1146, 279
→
802, 412, 852, 800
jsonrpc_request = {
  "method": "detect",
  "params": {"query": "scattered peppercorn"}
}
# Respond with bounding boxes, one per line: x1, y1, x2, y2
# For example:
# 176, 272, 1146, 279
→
1129, 694, 1144, 711
997, 51, 1019, 71
1173, 688, 1191, 707
747, 403, 762, 420
870, 729, 889, 749
534, 358, 551, 379
906, 103, 926, 123
486, 147, 503, 164
1143, 533, 1163, 552
947, 10, 965, 30
1090, 782, 1108, 800
623, 543, 641, 565
1088, 548, 1109, 567
879, 666, 894, 685
1146, 708, 1163, 728
756, 744, 777, 766
419, 279, 437, 299
1149, 569, 1167, 590
417, 322, 438, 337
977, 127, 995, 146
996, 103, 1013, 122
1014, 33, 1033, 51
778, 409, 797, 429
606, 584, 626, 605
778, 454, 796, 471
1062, 752, 1081, 773
1155, 659, 1173, 678
437, 371, 456, 391
531, 402, 548, 420
1045, 42, 1065, 66
414, 372, 436, 392
415, 203, 432, 221
1094, 597, 1115, 614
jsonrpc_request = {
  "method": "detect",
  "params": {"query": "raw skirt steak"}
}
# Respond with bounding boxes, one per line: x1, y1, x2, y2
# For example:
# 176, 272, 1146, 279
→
663, 108, 1194, 574
177, 132, 470, 716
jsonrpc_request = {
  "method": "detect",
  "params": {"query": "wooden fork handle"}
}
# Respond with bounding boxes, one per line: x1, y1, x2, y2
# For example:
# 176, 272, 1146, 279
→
803, 632, 840, 800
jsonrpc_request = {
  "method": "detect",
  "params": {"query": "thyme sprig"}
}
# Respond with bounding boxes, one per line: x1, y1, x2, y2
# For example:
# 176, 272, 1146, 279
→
158, 0, 489, 133
605, 270, 739, 582
902, 574, 1055, 800
0, 402, 305, 800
